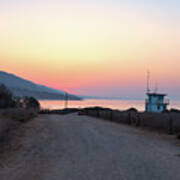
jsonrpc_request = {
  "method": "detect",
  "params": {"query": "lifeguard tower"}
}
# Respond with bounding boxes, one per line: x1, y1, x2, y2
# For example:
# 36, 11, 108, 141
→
145, 72, 169, 113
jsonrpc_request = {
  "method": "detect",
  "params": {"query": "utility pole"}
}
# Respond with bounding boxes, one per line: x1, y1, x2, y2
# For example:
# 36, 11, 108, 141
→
64, 93, 68, 109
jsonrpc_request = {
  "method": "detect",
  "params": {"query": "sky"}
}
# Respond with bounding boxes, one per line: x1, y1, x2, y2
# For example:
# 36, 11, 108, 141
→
0, 0, 180, 99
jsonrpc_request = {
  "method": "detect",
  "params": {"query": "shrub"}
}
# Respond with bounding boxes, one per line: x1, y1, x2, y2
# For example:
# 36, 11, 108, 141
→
176, 133, 180, 139
170, 109, 180, 113
23, 96, 40, 110
0, 84, 16, 108
126, 107, 138, 113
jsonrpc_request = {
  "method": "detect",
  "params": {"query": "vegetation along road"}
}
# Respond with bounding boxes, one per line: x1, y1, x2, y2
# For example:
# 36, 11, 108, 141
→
1, 113, 180, 180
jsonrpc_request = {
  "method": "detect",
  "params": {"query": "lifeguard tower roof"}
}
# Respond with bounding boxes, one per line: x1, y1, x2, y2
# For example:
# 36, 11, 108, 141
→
146, 93, 167, 97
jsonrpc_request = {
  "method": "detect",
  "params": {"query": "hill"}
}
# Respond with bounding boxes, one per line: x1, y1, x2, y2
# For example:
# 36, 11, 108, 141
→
0, 71, 81, 100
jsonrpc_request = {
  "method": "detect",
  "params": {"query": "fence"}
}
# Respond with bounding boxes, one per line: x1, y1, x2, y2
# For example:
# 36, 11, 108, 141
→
80, 107, 180, 134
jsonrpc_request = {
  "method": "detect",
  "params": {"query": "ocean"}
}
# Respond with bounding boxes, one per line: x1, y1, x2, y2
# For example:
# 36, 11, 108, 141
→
39, 99, 180, 111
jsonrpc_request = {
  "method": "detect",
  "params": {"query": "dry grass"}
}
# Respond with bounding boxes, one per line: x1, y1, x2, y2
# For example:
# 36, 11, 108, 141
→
1, 108, 38, 122
0, 108, 38, 150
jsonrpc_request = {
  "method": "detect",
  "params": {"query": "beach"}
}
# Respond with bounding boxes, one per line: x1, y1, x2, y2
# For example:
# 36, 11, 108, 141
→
39, 99, 180, 111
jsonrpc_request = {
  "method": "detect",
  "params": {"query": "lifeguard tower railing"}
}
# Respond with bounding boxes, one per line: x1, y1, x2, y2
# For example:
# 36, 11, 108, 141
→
145, 99, 170, 105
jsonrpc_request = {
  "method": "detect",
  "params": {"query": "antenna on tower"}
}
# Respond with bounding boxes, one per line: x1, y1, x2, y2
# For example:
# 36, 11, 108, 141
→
147, 70, 150, 94
154, 82, 158, 93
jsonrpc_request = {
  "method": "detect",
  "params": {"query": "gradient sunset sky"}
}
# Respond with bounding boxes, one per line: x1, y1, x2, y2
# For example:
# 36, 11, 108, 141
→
0, 0, 180, 99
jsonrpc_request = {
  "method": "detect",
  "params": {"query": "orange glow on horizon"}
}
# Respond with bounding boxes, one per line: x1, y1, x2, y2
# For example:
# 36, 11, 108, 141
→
0, 1, 180, 98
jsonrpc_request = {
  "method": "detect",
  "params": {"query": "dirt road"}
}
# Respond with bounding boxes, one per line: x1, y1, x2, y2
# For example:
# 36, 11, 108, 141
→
0, 113, 180, 180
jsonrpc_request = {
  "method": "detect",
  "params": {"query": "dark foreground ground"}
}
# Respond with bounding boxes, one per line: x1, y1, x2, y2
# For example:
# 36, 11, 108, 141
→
0, 113, 180, 180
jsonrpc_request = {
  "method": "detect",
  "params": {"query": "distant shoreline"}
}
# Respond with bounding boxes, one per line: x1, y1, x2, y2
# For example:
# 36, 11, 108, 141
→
39, 99, 180, 112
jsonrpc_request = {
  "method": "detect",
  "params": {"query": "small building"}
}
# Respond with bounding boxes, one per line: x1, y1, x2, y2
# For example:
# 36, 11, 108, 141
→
145, 93, 169, 113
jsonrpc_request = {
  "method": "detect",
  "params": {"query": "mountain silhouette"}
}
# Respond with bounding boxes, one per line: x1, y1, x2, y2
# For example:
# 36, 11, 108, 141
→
0, 71, 81, 100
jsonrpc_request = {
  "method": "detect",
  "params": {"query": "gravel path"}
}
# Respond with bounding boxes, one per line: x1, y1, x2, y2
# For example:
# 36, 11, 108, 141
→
0, 113, 180, 180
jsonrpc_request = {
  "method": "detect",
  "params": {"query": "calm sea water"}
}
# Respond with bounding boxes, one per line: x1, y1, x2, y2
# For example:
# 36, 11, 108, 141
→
39, 99, 180, 111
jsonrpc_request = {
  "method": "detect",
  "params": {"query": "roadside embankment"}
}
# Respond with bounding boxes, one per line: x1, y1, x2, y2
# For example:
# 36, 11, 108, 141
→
0, 108, 38, 147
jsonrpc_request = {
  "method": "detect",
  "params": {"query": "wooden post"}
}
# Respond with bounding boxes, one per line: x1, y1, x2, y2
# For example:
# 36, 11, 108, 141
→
106, 110, 108, 120
110, 110, 112, 121
136, 114, 141, 127
97, 109, 100, 118
128, 113, 131, 125
168, 117, 174, 135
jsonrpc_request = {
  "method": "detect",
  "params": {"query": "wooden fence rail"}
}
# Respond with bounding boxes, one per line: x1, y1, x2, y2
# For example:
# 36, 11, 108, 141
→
80, 108, 180, 134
